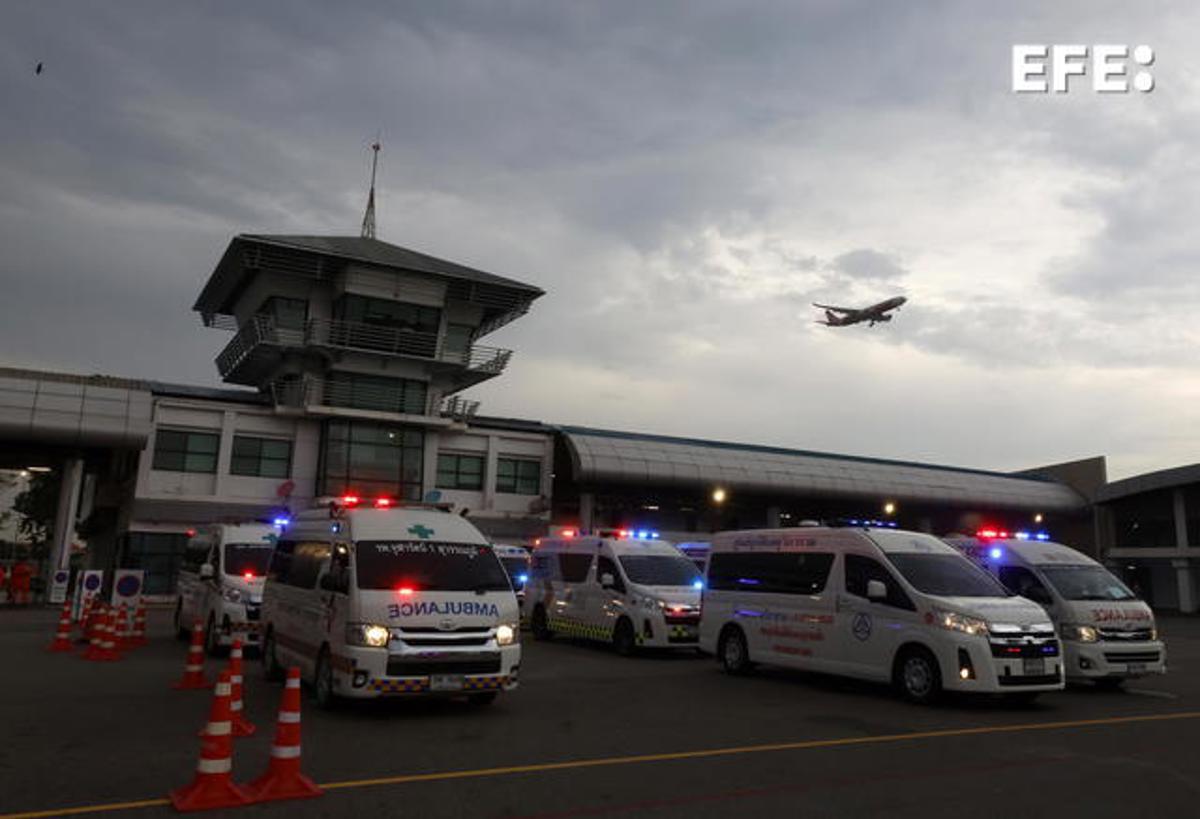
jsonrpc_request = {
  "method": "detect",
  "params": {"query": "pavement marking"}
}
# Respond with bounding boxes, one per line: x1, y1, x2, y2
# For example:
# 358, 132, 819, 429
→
3, 710, 1199, 819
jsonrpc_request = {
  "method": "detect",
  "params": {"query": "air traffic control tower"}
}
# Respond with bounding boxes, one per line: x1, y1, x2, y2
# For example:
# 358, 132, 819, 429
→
192, 234, 544, 502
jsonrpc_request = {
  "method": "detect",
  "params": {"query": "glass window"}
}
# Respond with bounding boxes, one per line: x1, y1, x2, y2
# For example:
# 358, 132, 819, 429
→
230, 436, 292, 478
334, 294, 441, 357
707, 552, 834, 595
324, 370, 428, 415
886, 553, 1010, 598
437, 453, 484, 491
499, 555, 530, 591
844, 554, 915, 610
319, 420, 424, 501
223, 543, 275, 578
152, 430, 219, 474
618, 555, 700, 588
258, 297, 307, 331
596, 556, 624, 592
355, 541, 510, 591
123, 532, 190, 595
496, 458, 540, 495
284, 541, 330, 589
268, 539, 296, 584
1039, 565, 1137, 602
558, 552, 594, 583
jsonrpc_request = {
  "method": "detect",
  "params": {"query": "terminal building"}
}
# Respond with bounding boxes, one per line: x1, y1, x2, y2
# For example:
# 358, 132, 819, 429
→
0, 231, 1195, 612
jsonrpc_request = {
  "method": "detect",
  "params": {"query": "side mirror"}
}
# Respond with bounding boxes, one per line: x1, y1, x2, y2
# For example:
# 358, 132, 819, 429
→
600, 572, 615, 589
199, 564, 215, 580
866, 579, 887, 601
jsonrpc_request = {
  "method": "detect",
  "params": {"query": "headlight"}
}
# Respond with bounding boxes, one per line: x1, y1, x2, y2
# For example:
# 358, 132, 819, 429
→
496, 624, 517, 646
346, 623, 391, 648
221, 587, 243, 604
934, 608, 989, 637
1061, 623, 1099, 643
1150, 627, 1158, 641
643, 597, 666, 611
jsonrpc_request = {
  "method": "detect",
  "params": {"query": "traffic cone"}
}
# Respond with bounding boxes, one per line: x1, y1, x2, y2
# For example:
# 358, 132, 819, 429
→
227, 640, 255, 737
113, 603, 130, 651
82, 606, 119, 661
169, 670, 254, 812
47, 598, 74, 652
244, 667, 323, 803
85, 601, 104, 643
172, 620, 212, 690
128, 601, 148, 647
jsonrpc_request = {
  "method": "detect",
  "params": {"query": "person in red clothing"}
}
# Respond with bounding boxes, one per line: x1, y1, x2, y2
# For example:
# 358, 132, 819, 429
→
10, 559, 32, 606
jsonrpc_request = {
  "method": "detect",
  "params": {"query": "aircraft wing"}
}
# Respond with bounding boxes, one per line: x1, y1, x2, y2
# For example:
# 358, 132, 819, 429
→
812, 303, 857, 314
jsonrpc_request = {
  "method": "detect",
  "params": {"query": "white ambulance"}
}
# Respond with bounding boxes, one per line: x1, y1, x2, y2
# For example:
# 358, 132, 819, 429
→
525, 533, 704, 654
698, 527, 1064, 704
944, 534, 1166, 687
259, 501, 521, 707
175, 523, 277, 655
492, 543, 532, 611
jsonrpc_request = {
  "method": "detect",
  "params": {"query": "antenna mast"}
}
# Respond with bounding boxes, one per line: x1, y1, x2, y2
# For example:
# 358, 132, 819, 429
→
360, 139, 380, 239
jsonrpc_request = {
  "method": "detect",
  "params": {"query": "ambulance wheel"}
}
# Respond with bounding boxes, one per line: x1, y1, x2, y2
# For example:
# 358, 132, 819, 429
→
313, 647, 337, 710
262, 629, 284, 682
531, 606, 553, 641
719, 626, 753, 675
468, 692, 498, 706
613, 618, 637, 657
895, 646, 942, 705
173, 601, 188, 640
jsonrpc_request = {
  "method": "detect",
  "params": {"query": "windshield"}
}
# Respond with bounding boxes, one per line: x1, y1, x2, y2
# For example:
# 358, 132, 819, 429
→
886, 553, 1011, 598
355, 541, 511, 592
224, 543, 273, 577
1041, 565, 1137, 601
618, 554, 701, 587
500, 557, 530, 590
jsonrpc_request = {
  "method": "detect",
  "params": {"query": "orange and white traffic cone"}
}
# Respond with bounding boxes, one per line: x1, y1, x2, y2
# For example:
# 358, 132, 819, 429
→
84, 601, 104, 643
82, 606, 119, 661
172, 620, 212, 690
127, 601, 148, 647
113, 602, 130, 651
47, 598, 74, 652
227, 640, 255, 737
169, 670, 254, 812
245, 667, 323, 803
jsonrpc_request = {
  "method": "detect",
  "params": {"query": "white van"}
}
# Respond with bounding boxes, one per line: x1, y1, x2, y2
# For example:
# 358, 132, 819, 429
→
699, 527, 1064, 704
176, 523, 277, 655
525, 534, 703, 654
944, 535, 1167, 687
492, 543, 532, 612
677, 542, 711, 573
260, 503, 521, 707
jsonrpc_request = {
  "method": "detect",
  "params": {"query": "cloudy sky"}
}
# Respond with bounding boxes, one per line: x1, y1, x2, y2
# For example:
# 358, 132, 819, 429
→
1, 2, 1196, 479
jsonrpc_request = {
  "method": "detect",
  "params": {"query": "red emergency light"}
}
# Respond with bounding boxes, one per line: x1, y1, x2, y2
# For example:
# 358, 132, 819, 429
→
374, 497, 393, 508
341, 495, 361, 508
561, 529, 577, 539
243, 571, 255, 580
396, 586, 414, 596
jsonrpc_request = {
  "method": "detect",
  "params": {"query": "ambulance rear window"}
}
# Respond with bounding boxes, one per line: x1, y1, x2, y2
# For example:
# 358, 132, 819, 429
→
224, 544, 273, 576
355, 541, 511, 592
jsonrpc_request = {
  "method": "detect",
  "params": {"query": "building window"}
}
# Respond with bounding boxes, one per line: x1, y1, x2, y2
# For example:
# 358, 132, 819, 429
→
319, 420, 424, 501
324, 371, 428, 415
230, 436, 292, 478
152, 430, 219, 474
334, 294, 441, 357
437, 453, 484, 490
496, 458, 540, 495
123, 532, 190, 595
257, 296, 307, 331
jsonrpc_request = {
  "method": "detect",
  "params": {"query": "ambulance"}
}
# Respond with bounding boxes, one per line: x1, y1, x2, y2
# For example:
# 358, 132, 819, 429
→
492, 543, 532, 610
259, 500, 521, 707
944, 533, 1166, 687
698, 526, 1064, 704
526, 532, 704, 654
176, 523, 277, 655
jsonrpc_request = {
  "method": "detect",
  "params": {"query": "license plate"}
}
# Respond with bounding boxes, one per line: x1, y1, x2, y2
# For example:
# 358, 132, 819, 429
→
1022, 658, 1045, 676
430, 674, 465, 692
1127, 663, 1147, 673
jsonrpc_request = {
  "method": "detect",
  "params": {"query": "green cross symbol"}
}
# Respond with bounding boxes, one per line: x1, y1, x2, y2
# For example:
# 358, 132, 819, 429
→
408, 524, 435, 539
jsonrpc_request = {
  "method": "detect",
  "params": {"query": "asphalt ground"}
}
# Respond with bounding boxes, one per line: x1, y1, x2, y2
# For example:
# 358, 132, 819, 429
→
1, 608, 1199, 818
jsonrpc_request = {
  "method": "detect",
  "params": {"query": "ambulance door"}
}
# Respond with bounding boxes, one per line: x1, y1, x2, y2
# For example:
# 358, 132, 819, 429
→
834, 551, 917, 681
593, 553, 627, 636
553, 547, 594, 629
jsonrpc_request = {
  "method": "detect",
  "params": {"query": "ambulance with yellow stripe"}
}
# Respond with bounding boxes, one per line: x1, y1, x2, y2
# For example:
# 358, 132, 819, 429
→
698, 526, 1065, 704
259, 498, 521, 707
526, 530, 704, 654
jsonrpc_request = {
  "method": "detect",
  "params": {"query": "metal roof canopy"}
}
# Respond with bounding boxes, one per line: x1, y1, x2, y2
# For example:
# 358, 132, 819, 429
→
559, 426, 1087, 512
193, 234, 544, 334
1096, 463, 1200, 503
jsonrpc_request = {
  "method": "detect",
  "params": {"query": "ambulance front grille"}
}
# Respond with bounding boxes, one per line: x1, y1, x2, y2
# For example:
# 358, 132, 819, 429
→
387, 654, 502, 676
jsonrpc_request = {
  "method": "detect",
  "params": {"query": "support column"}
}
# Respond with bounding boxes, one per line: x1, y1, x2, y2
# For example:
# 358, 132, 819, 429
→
765, 506, 781, 528
1173, 489, 1188, 548
49, 457, 84, 573
1171, 558, 1196, 614
579, 492, 594, 533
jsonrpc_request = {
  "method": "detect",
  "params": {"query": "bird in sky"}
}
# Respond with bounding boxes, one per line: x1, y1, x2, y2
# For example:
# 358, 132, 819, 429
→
35, 62, 43, 75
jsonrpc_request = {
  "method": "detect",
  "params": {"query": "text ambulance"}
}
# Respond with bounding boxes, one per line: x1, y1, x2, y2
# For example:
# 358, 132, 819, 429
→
260, 502, 520, 707
699, 527, 1064, 704
944, 534, 1166, 686
176, 523, 276, 655
526, 534, 703, 654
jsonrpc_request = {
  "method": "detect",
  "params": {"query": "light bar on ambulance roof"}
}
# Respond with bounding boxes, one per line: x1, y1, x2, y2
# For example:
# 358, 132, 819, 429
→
340, 495, 361, 508
561, 529, 576, 539
243, 571, 256, 580
374, 497, 393, 509
396, 586, 415, 596
273, 516, 291, 527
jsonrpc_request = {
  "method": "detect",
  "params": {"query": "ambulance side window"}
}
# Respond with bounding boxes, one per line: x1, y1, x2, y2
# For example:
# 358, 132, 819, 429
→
558, 553, 593, 583
288, 542, 332, 590
998, 566, 1052, 605
597, 556, 625, 593
269, 539, 296, 584
844, 554, 914, 611
531, 553, 555, 580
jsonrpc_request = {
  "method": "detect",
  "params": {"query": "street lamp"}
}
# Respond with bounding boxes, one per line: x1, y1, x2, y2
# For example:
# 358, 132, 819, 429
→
883, 501, 896, 516
1034, 513, 1044, 524
712, 487, 727, 504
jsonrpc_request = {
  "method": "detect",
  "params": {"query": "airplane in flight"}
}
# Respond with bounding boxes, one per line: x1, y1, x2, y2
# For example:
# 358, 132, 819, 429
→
813, 296, 907, 327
